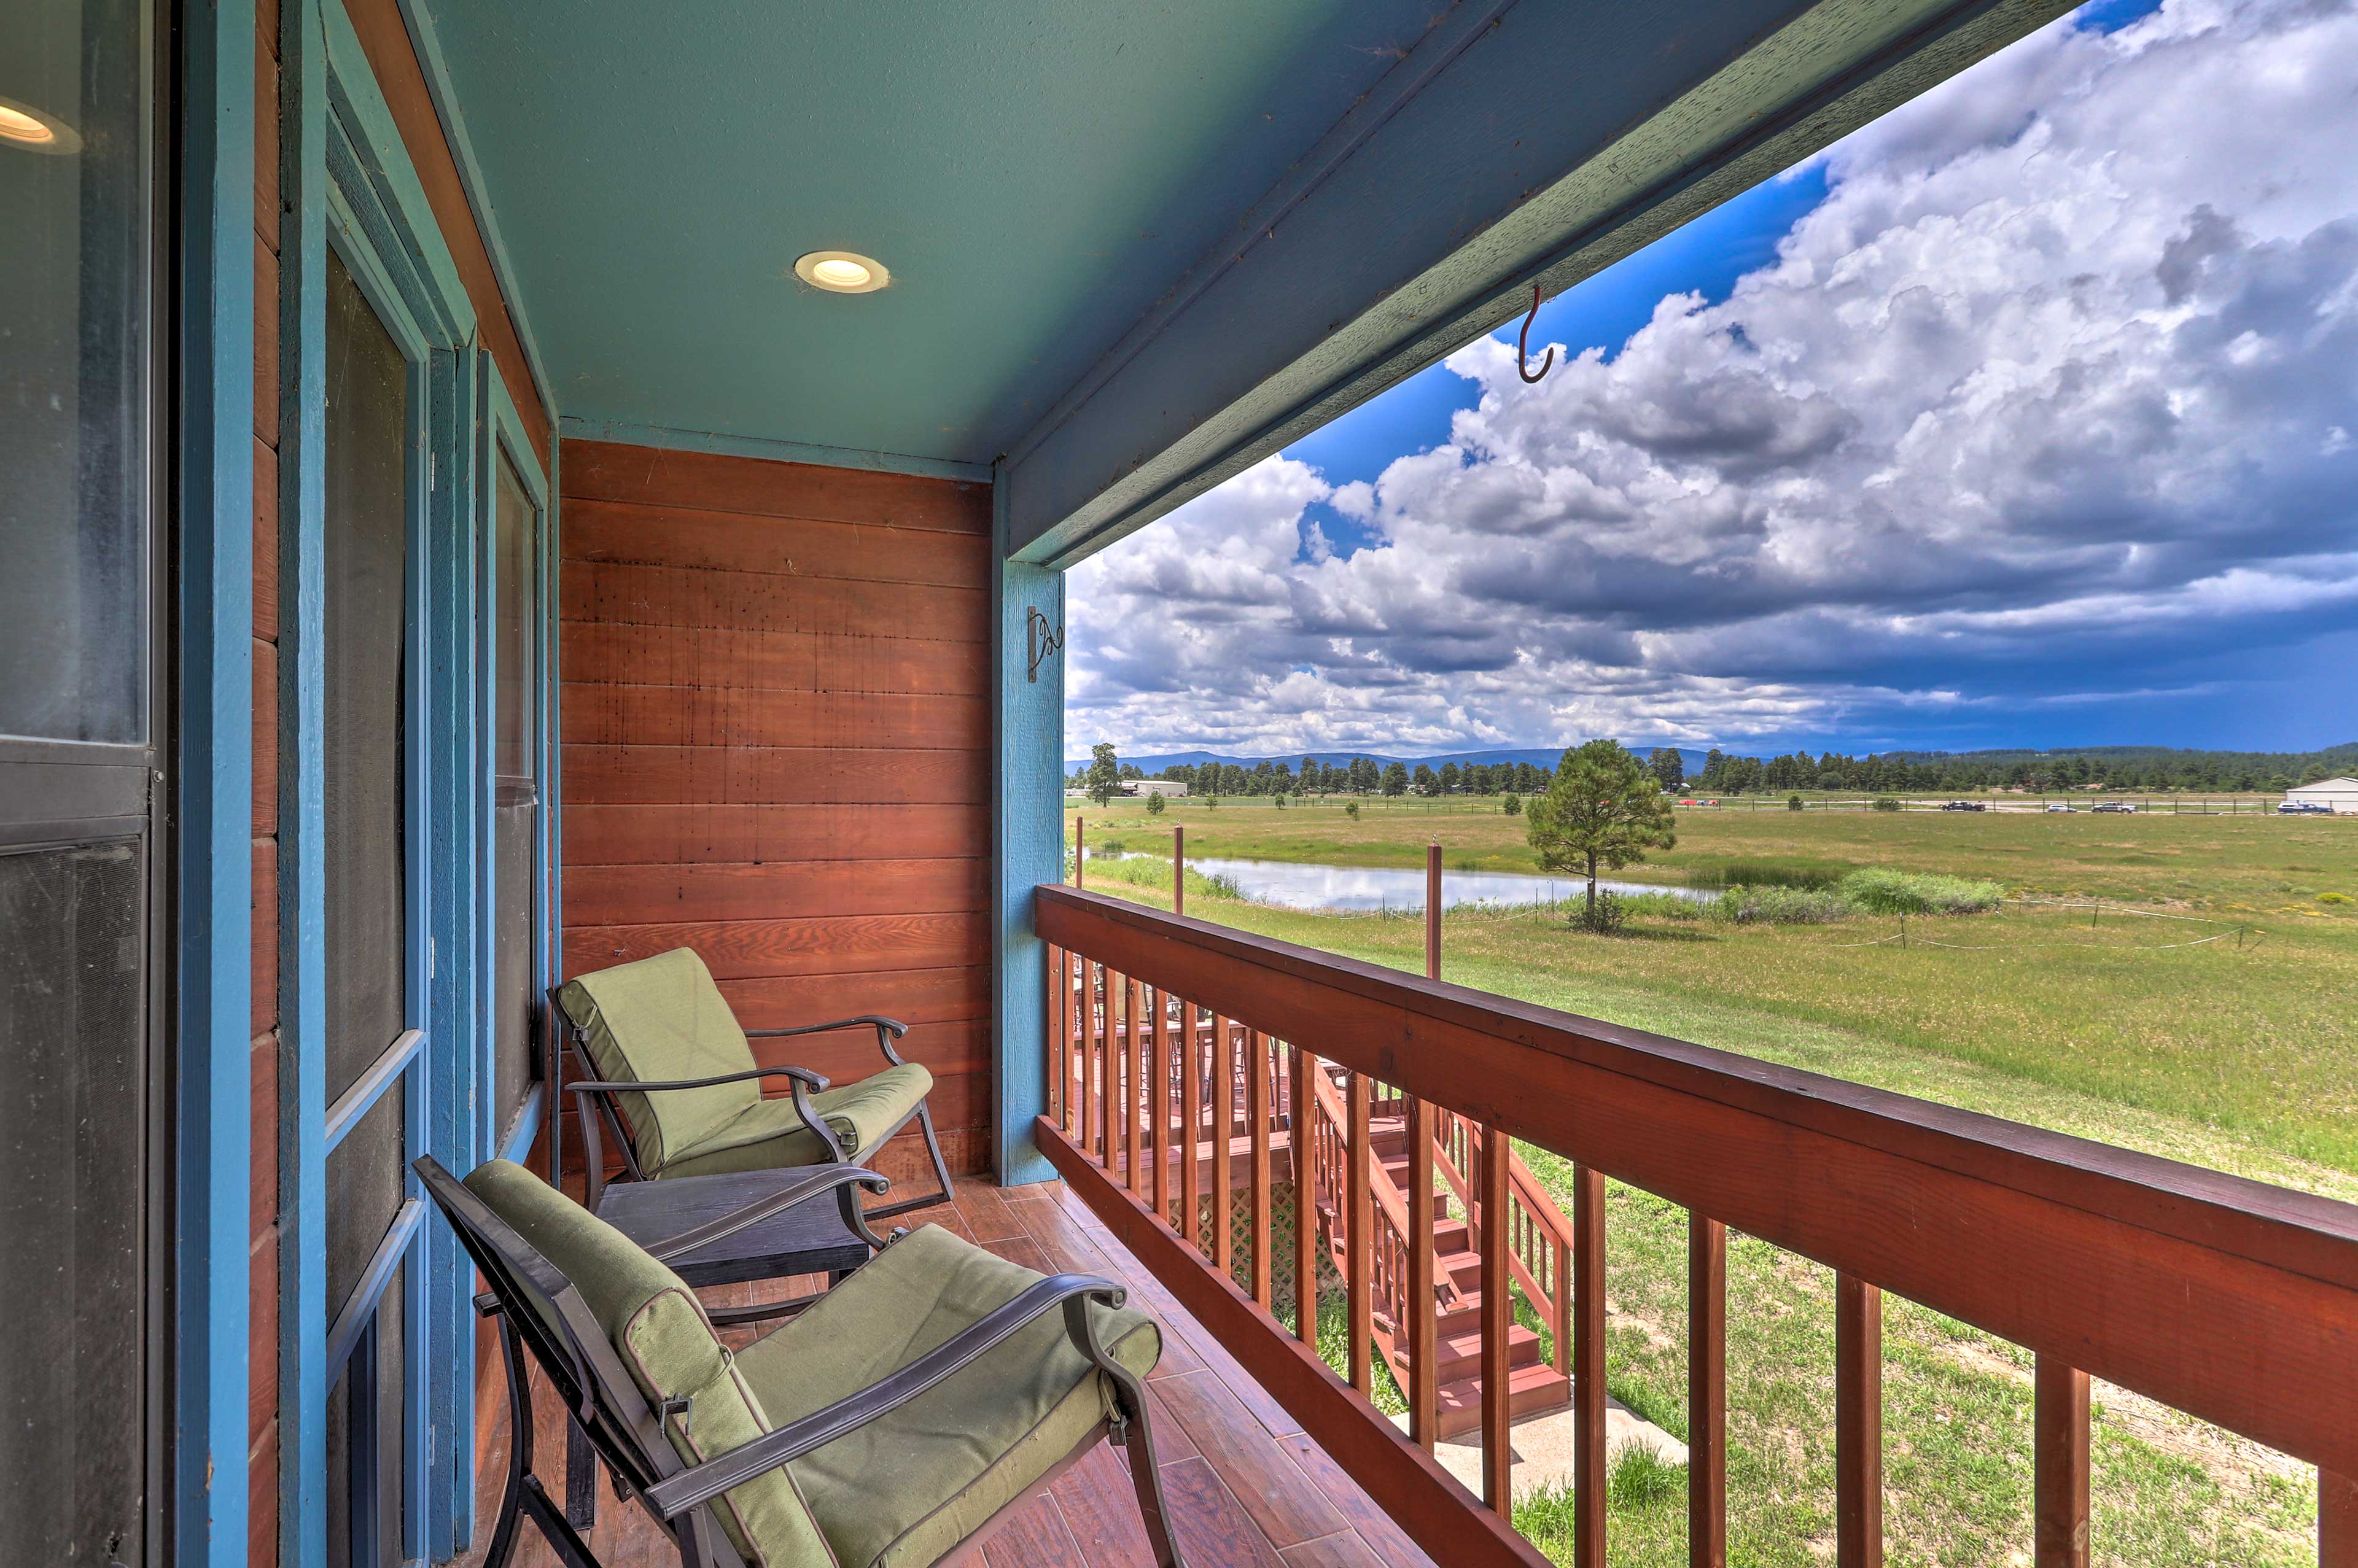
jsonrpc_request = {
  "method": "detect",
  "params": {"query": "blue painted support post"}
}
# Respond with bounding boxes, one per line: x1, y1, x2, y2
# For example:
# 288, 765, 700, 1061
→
275, 1, 329, 1559
176, 1, 255, 1564
992, 467, 1064, 1187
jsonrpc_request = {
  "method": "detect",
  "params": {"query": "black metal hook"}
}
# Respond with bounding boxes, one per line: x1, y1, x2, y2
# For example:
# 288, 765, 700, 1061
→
1517, 282, 1553, 384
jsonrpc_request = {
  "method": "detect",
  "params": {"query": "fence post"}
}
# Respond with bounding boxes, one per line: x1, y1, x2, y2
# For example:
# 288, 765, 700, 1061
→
1074, 815, 1084, 888
1173, 823, 1184, 917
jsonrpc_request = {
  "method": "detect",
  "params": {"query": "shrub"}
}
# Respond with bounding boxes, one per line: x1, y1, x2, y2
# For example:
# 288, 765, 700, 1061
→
1273, 794, 1288, 809
1344, 800, 1361, 820
1839, 867, 2004, 915
2321, 892, 2353, 906
1713, 884, 1854, 924
1613, 889, 1706, 921
1570, 890, 1628, 933
1502, 793, 1522, 816
1788, 794, 1806, 811
1872, 796, 1902, 812
1145, 791, 1165, 816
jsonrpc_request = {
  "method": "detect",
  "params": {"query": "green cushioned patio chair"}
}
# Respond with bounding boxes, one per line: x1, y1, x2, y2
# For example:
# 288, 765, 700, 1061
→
417, 1155, 1183, 1568
551, 947, 952, 1221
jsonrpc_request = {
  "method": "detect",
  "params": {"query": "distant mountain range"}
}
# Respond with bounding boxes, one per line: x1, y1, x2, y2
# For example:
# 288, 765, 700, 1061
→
1070, 741, 2358, 775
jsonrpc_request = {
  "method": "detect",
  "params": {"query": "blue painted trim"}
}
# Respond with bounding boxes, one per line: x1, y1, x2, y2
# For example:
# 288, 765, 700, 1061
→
391, 0, 562, 441
324, 1028, 426, 1149
990, 466, 1060, 1187
559, 413, 992, 484
498, 1089, 545, 1166
274, 6, 330, 1565
324, 1198, 426, 1372
174, 2, 255, 1564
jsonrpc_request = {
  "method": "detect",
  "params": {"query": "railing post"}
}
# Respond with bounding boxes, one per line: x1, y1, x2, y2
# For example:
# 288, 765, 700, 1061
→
1573, 1165, 1606, 1567
1347, 1070, 1374, 1396
2324, 1468, 2357, 1568
1173, 823, 1184, 917
1410, 840, 1442, 1448
1248, 1030, 1273, 1308
1074, 814, 1083, 887
1691, 1216, 1727, 1568
1292, 1042, 1318, 1348
1836, 1272, 1884, 1568
1482, 1126, 1514, 1515
2034, 1356, 2089, 1568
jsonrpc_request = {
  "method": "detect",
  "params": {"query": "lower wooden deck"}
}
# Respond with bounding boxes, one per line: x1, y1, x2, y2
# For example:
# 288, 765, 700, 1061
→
453, 1174, 1436, 1568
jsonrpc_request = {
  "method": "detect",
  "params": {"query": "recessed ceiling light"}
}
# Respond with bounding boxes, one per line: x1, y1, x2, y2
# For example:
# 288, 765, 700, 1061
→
795, 250, 890, 294
0, 97, 80, 154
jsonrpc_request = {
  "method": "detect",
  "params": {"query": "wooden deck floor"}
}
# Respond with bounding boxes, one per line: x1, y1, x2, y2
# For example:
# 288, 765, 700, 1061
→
453, 1174, 1437, 1568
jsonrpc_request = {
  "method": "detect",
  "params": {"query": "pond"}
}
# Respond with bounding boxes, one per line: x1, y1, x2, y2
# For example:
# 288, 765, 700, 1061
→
1090, 849, 1714, 913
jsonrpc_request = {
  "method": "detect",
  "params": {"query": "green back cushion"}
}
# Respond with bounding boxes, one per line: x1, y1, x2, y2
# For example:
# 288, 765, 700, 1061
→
557, 949, 759, 1174
463, 1160, 831, 1567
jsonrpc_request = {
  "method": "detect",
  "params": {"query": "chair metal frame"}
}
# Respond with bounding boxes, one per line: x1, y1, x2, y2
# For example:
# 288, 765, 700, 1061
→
547, 985, 955, 1219
416, 1155, 1183, 1568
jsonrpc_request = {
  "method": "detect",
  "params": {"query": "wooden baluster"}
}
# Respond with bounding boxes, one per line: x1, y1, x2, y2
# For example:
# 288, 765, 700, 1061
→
1835, 1273, 1884, 1568
1180, 1001, 1203, 1254
2324, 1469, 2357, 1568
1070, 954, 1087, 1139
1407, 1089, 1439, 1450
1151, 984, 1172, 1225
1573, 1163, 1606, 1565
1046, 944, 1065, 1133
1248, 1030, 1273, 1307
2034, 1357, 2089, 1568
1691, 1216, 1727, 1568
1347, 1070, 1374, 1396
1126, 975, 1146, 1195
1292, 1042, 1318, 1347
1100, 968, 1122, 1170
1211, 1014, 1235, 1274
1553, 1230, 1573, 1376
1481, 1127, 1513, 1513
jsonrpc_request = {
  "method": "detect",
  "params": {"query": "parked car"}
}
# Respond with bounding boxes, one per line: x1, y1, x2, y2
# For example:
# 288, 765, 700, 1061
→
2279, 801, 2333, 815
2045, 803, 2078, 812
1940, 799, 1988, 812
2092, 801, 2136, 813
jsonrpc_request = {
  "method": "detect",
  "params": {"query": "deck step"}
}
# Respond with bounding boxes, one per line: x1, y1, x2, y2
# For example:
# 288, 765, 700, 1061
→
1434, 1363, 1571, 1438
1398, 1309, 1547, 1382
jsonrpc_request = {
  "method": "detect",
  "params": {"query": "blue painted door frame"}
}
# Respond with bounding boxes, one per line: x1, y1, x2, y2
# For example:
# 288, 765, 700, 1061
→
176, 2, 257, 1564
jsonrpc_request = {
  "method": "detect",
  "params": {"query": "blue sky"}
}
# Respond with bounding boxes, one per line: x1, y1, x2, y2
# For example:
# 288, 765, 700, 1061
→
1068, 0, 2358, 761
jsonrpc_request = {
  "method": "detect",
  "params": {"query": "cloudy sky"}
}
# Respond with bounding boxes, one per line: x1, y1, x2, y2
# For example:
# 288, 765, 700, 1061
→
1067, 0, 2358, 762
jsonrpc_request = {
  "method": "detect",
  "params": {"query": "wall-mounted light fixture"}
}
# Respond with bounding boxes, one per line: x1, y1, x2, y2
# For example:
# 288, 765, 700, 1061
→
0, 96, 81, 154
793, 250, 890, 293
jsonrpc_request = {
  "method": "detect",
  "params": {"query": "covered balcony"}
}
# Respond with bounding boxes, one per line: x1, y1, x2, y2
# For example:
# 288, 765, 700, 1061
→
14, 0, 2356, 1565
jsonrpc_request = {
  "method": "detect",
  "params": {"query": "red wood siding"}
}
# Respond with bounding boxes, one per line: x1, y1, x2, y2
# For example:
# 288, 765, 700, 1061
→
558, 439, 995, 1179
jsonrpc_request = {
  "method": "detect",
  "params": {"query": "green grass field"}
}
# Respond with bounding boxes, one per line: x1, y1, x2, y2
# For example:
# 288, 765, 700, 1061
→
1064, 797, 2358, 1564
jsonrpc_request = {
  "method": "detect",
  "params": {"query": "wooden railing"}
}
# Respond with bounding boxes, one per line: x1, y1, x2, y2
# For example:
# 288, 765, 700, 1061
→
1033, 883, 2358, 1568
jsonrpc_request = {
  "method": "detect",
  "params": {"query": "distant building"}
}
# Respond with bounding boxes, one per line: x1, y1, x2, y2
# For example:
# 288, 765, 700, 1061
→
1127, 780, 1187, 797
2285, 777, 2358, 814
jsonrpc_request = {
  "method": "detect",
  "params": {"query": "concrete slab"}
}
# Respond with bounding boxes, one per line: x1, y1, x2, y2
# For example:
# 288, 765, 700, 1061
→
1390, 1385, 1689, 1501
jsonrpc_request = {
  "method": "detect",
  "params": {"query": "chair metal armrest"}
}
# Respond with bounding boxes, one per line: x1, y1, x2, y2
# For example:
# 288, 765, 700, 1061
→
644, 1166, 890, 1263
745, 1014, 912, 1069
642, 1274, 1129, 1519
569, 1063, 830, 1095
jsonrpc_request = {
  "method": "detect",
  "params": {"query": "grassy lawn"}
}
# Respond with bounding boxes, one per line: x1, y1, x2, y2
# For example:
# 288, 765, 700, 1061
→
1063, 799, 2358, 1564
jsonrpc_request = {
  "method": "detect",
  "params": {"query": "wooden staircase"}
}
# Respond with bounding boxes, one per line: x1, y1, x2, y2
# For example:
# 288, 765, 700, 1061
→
1305, 1079, 1573, 1439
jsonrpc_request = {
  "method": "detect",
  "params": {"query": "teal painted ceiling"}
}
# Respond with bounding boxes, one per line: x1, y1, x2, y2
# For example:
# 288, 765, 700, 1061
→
424, 0, 1455, 465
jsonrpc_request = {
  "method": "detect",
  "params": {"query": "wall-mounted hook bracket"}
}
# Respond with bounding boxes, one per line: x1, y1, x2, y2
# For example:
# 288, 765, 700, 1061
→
1025, 606, 1065, 682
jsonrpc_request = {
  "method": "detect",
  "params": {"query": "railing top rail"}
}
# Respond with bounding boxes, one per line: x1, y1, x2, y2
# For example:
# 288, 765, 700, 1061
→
1040, 885, 2358, 1283
1037, 883, 2358, 1473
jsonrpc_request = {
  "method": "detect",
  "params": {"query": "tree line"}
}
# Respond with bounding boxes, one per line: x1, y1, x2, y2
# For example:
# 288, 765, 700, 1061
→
1069, 753, 1562, 801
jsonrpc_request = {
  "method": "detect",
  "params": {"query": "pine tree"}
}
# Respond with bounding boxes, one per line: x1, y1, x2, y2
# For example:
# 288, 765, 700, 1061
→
1527, 740, 1678, 926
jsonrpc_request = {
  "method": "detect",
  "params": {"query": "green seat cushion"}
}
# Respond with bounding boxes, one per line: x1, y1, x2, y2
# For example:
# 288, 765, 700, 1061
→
734, 1224, 1161, 1568
462, 1160, 833, 1567
558, 949, 760, 1175
661, 1063, 936, 1181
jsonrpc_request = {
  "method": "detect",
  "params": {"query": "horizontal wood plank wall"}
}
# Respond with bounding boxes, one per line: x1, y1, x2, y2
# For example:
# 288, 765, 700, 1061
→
558, 438, 994, 1178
